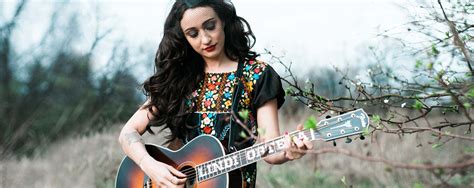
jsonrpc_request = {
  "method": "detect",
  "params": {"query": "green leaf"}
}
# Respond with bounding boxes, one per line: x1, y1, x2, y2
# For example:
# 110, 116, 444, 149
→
413, 182, 424, 188
466, 88, 474, 98
371, 114, 381, 124
431, 45, 439, 56
464, 103, 472, 109
285, 88, 294, 96
412, 100, 424, 110
427, 62, 434, 70
415, 60, 423, 69
340, 176, 346, 185
362, 125, 370, 136
437, 70, 445, 77
432, 143, 442, 149
304, 116, 317, 129
239, 109, 249, 121
239, 131, 247, 138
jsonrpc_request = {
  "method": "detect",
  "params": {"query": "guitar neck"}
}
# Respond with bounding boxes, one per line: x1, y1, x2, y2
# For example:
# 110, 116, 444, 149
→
195, 129, 321, 182
195, 108, 368, 183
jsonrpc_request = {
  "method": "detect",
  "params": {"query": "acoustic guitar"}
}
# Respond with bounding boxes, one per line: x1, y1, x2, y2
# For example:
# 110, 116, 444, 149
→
115, 109, 369, 188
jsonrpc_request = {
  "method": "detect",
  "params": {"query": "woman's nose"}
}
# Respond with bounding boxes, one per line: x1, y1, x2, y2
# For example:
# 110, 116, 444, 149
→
201, 32, 212, 45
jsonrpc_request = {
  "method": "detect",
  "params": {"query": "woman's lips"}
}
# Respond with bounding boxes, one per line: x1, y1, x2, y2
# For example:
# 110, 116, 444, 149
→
204, 44, 216, 52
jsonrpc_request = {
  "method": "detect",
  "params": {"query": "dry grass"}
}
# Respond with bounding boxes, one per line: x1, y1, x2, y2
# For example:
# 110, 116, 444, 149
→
0, 111, 472, 188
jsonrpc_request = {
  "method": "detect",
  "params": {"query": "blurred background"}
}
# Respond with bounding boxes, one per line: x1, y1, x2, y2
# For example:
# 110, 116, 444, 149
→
0, 0, 473, 187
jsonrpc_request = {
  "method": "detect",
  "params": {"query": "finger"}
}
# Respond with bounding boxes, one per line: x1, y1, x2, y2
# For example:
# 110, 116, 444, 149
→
165, 175, 177, 185
296, 123, 304, 130
292, 136, 305, 149
284, 134, 292, 149
285, 151, 295, 160
175, 176, 187, 185
167, 165, 187, 178
166, 174, 186, 185
303, 140, 313, 150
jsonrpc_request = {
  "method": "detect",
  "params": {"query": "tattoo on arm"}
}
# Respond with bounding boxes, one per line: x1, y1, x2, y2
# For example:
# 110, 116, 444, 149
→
124, 132, 144, 146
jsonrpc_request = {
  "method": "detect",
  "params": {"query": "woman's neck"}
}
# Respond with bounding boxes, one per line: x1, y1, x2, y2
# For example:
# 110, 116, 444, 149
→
203, 55, 238, 73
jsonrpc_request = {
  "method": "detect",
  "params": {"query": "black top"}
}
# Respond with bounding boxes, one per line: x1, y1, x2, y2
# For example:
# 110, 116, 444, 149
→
182, 58, 285, 187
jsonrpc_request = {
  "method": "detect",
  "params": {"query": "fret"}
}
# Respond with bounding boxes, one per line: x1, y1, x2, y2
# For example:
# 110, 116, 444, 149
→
211, 160, 218, 178
267, 140, 276, 154
240, 149, 248, 166
207, 161, 214, 179
205, 163, 210, 180
216, 159, 222, 176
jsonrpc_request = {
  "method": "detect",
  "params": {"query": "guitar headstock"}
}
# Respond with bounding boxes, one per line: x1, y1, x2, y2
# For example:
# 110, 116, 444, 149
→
316, 109, 369, 141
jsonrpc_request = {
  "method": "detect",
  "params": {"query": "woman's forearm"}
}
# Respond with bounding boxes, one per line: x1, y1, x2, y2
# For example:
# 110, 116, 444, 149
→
118, 127, 150, 169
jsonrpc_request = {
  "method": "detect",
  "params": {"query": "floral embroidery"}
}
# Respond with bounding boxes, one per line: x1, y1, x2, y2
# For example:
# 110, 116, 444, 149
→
185, 59, 269, 188
200, 112, 216, 135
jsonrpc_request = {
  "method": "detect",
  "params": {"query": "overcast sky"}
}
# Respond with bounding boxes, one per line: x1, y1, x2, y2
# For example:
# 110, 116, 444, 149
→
98, 0, 408, 71
2, 0, 410, 77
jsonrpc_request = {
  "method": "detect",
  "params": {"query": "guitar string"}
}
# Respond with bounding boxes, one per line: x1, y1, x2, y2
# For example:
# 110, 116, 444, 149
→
175, 125, 358, 178
174, 130, 318, 180
177, 111, 362, 174
175, 127, 346, 177
163, 113, 366, 179
174, 130, 313, 175
153, 134, 364, 182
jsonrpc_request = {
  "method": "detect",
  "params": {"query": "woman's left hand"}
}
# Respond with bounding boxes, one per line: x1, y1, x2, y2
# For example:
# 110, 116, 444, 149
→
283, 124, 314, 160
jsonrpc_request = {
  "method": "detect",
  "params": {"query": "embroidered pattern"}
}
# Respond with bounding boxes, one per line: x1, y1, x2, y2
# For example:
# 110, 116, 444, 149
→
186, 60, 267, 138
184, 59, 268, 188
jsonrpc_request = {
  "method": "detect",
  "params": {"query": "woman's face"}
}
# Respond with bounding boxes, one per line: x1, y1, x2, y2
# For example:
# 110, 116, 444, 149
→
180, 6, 226, 60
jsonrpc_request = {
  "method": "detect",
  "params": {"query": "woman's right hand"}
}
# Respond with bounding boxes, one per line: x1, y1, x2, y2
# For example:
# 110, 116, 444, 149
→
140, 155, 187, 187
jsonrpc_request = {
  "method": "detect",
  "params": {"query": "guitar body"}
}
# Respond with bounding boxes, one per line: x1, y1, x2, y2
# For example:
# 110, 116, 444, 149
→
116, 135, 229, 188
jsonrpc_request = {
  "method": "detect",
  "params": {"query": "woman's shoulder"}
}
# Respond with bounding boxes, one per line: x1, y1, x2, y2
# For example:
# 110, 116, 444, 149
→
243, 58, 270, 75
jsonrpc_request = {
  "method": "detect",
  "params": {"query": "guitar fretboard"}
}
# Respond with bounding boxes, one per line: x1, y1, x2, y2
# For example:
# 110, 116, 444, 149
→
195, 129, 320, 182
194, 108, 368, 183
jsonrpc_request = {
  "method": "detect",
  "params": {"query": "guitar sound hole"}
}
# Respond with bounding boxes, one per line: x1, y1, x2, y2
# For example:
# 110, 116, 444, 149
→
179, 165, 196, 187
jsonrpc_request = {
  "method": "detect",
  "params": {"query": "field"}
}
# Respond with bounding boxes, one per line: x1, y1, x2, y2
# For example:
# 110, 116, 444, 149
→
0, 111, 472, 188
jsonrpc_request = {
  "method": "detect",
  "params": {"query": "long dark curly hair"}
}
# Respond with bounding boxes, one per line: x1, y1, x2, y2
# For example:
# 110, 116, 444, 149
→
142, 0, 257, 143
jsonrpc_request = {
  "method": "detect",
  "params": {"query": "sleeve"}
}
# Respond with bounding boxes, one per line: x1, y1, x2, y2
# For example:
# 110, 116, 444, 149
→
252, 65, 285, 110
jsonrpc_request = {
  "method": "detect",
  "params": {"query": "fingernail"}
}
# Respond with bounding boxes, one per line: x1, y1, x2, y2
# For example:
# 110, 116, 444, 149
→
285, 131, 288, 135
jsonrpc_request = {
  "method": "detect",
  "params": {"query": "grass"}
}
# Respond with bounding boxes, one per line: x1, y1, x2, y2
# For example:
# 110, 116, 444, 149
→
0, 112, 472, 187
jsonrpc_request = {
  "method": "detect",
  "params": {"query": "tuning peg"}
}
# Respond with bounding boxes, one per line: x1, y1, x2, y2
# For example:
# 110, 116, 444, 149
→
360, 135, 365, 140
333, 140, 337, 147
345, 137, 352, 143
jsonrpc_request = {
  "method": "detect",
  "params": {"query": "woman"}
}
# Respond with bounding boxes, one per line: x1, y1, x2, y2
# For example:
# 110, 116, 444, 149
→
118, 0, 313, 187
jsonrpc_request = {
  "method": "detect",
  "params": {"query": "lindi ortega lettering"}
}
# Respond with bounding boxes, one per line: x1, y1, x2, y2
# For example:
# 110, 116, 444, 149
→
198, 155, 239, 178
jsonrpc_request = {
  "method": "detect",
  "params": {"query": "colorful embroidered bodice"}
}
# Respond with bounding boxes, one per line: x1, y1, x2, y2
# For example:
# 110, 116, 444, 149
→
183, 59, 285, 188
